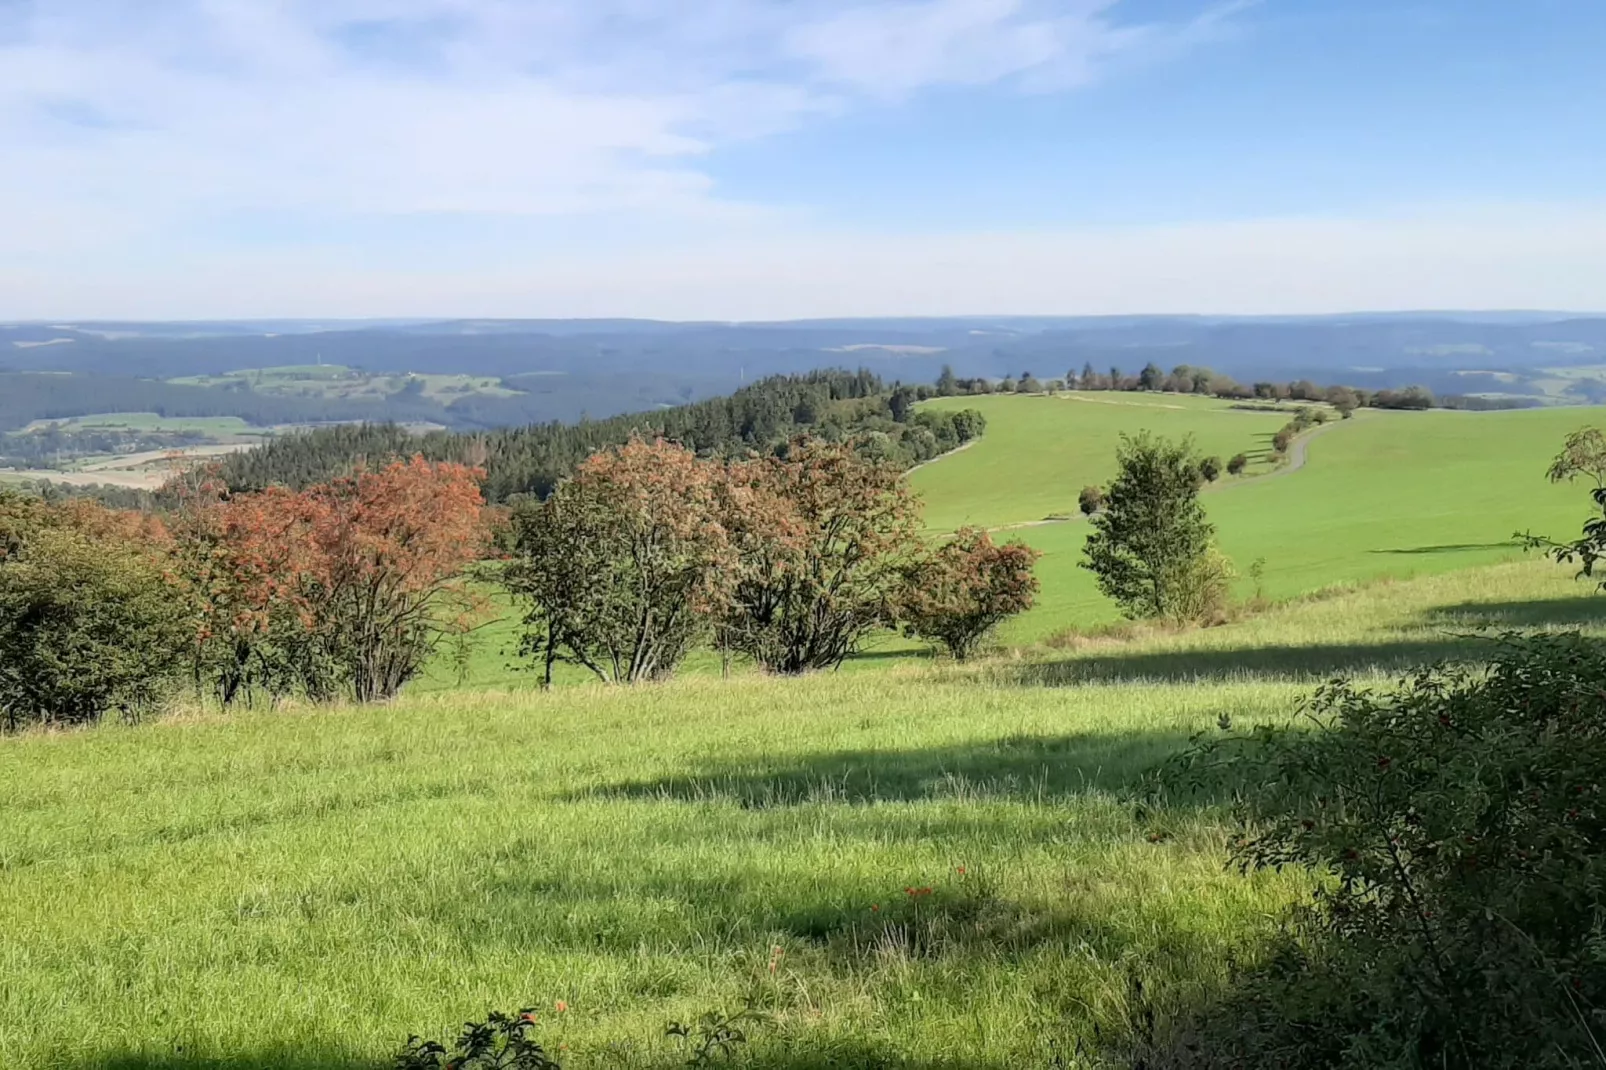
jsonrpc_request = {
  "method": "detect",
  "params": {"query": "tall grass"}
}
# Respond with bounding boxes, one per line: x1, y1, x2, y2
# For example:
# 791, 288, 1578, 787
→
2, 560, 1600, 1067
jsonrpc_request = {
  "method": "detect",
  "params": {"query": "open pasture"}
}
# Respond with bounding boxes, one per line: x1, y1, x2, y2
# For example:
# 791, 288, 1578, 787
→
3, 560, 1601, 1068
910, 393, 1292, 532
910, 397, 1603, 641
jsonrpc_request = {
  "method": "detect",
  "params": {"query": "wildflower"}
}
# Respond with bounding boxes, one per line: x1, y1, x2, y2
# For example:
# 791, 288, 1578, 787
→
520, 1012, 537, 1023
1376, 756, 1392, 770
955, 866, 967, 875
870, 904, 880, 912
554, 1000, 568, 1013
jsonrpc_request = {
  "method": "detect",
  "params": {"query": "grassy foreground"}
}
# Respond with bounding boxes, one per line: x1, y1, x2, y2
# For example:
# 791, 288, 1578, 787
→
4, 560, 1603, 1068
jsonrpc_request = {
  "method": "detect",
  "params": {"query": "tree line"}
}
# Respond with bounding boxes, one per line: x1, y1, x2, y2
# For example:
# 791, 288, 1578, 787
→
0, 433, 1035, 730
932, 360, 1477, 412
215, 370, 987, 503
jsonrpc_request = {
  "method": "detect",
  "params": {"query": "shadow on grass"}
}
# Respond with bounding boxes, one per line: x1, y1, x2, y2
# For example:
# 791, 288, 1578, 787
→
572, 731, 1196, 808
67, 1042, 1038, 1070
1370, 540, 1521, 555
1420, 596, 1606, 629
1007, 637, 1496, 686
57, 1050, 377, 1070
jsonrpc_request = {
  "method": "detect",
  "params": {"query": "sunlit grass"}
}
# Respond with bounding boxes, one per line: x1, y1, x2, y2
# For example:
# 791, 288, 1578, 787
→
4, 559, 1601, 1067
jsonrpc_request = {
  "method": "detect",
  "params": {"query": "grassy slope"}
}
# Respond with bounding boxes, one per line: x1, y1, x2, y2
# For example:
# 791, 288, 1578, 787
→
911, 393, 1291, 531
910, 398, 1601, 641
4, 561, 1603, 1068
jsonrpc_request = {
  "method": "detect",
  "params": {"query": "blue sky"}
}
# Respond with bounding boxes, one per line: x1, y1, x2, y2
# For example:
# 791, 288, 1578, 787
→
2, 0, 1603, 319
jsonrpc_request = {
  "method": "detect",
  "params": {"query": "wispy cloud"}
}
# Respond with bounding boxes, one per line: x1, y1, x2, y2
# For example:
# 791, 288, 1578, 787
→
0, 0, 1237, 249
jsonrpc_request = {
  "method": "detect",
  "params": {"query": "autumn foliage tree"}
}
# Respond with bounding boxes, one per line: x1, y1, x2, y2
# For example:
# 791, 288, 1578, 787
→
721, 438, 924, 674
168, 479, 331, 705
169, 457, 490, 705
505, 439, 735, 685
901, 527, 1040, 660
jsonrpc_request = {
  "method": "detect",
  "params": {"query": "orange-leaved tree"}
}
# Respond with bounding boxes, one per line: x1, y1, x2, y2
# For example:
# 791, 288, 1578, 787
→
167, 473, 332, 706
900, 526, 1041, 661
720, 438, 924, 674
505, 438, 735, 685
168, 457, 490, 704
300, 456, 491, 702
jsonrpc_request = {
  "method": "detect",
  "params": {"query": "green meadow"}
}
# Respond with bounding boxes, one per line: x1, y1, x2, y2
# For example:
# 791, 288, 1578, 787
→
9, 390, 1606, 1067
910, 393, 1292, 531
911, 396, 1599, 641
5, 560, 1602, 1068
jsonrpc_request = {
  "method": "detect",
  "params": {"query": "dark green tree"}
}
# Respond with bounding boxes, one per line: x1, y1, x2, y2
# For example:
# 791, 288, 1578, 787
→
1081, 432, 1217, 620
1198, 455, 1223, 482
935, 364, 958, 397
1226, 452, 1249, 476
1138, 362, 1165, 391
0, 517, 190, 730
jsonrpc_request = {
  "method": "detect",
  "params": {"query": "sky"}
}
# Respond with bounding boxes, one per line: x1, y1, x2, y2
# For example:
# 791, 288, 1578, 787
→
2, 0, 1604, 320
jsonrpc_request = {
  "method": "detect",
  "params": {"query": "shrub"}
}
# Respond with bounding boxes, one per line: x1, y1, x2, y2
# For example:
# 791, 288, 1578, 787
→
1162, 633, 1606, 1069
1271, 428, 1293, 454
1081, 432, 1218, 621
1158, 546, 1235, 626
901, 527, 1041, 660
1226, 453, 1248, 476
396, 1009, 559, 1069
506, 439, 734, 685
721, 438, 923, 673
1078, 484, 1105, 516
0, 518, 190, 730
1198, 456, 1222, 483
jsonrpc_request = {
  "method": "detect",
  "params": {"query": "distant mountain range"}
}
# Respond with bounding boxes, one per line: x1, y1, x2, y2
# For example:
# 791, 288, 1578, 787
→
4, 313, 1606, 432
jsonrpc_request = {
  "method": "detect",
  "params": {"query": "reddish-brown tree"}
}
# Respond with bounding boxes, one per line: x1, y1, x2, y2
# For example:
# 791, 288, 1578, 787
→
506, 438, 734, 685
168, 457, 490, 704
720, 438, 924, 673
299, 457, 490, 702
901, 527, 1040, 660
167, 478, 328, 705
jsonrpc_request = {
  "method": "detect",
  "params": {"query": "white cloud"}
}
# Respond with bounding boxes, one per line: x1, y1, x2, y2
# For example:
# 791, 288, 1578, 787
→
0, 0, 1226, 257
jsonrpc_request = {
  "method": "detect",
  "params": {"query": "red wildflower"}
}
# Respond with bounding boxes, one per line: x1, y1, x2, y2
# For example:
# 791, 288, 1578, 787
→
554, 1000, 568, 1014
955, 866, 967, 875
870, 904, 880, 912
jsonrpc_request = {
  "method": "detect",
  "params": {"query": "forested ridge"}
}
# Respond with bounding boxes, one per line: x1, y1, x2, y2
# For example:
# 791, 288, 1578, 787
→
216, 369, 985, 501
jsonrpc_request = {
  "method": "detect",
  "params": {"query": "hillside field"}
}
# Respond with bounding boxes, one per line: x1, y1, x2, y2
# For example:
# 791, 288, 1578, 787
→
5, 560, 1603, 1068
911, 394, 1601, 641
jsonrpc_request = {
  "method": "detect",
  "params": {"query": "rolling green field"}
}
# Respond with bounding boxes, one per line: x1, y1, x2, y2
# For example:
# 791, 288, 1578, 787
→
910, 396, 1602, 641
21, 413, 259, 435
911, 393, 1293, 531
5, 559, 1601, 1069
172, 366, 521, 402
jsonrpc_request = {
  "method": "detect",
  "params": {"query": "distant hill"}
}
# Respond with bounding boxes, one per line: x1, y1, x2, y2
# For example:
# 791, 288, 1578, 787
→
5, 313, 1606, 431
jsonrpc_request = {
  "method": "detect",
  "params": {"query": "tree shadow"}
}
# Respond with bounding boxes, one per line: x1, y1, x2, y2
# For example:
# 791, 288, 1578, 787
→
703, 1044, 1018, 1069
572, 731, 1198, 809
1370, 540, 1521, 555
1006, 637, 1494, 687
1420, 597, 1606, 629
54, 1050, 377, 1070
